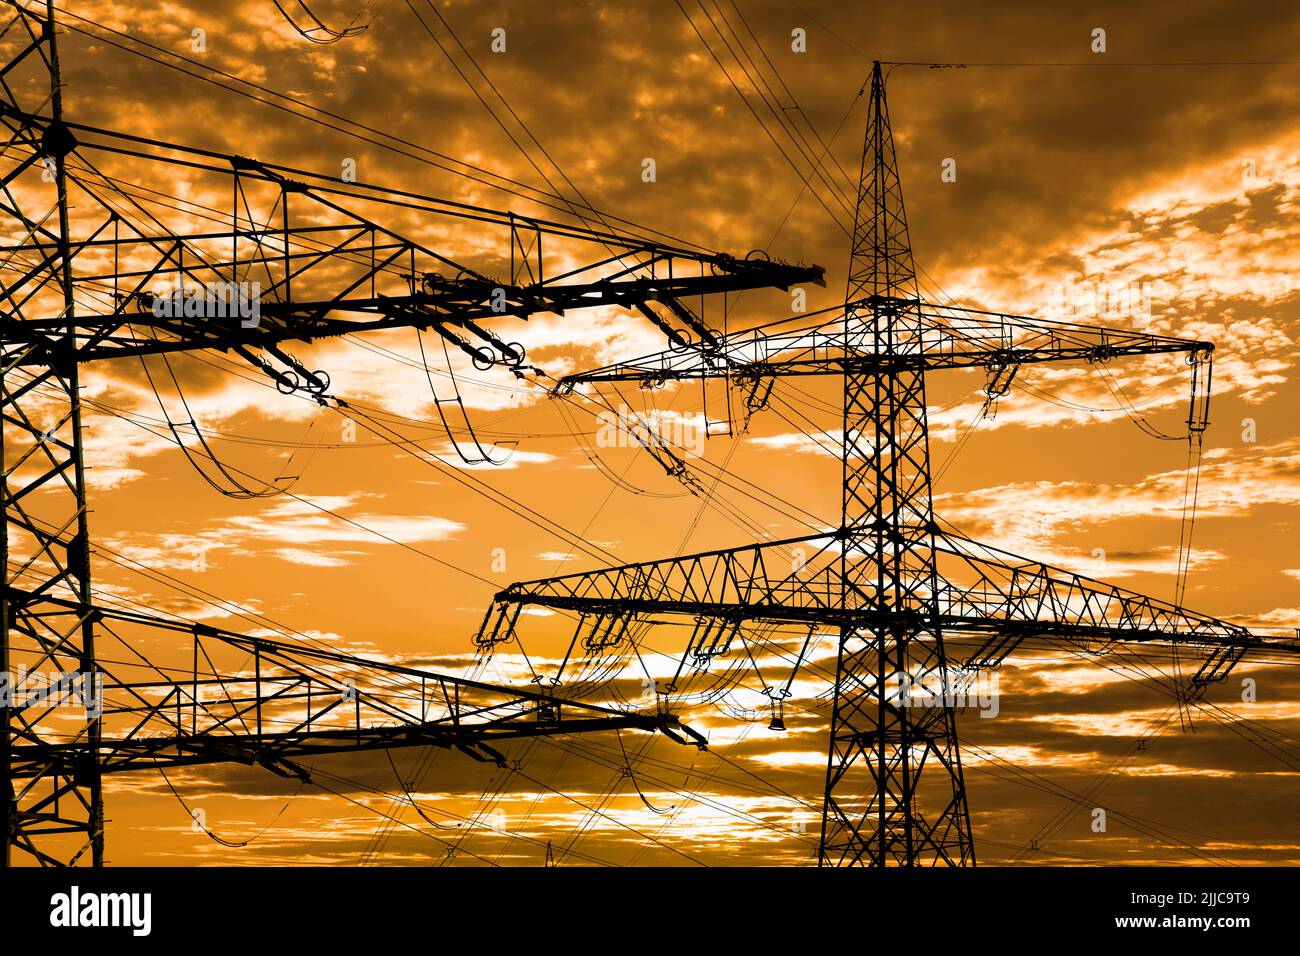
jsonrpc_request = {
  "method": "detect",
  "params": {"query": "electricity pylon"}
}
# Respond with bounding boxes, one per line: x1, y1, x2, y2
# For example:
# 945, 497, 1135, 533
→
0, 1, 814, 866
476, 61, 1300, 866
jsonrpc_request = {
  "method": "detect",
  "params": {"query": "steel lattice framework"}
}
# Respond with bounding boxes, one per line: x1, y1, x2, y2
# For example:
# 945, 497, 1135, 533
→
0, 1, 818, 866
475, 62, 1300, 866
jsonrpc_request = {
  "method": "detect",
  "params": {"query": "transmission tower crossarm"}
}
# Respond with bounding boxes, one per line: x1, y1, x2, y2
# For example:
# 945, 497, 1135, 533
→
476, 524, 1284, 690
4, 592, 704, 782
2, 98, 821, 270
476, 531, 845, 634
2, 234, 822, 363
556, 298, 1212, 386
0, 95, 824, 389
930, 532, 1272, 683
13, 713, 689, 779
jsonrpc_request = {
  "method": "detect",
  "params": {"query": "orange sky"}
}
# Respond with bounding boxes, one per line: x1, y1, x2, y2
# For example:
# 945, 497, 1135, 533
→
13, 0, 1300, 866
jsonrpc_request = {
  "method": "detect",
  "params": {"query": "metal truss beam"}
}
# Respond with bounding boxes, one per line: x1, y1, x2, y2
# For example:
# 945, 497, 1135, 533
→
556, 298, 1211, 387
479, 529, 1270, 666
6, 594, 701, 784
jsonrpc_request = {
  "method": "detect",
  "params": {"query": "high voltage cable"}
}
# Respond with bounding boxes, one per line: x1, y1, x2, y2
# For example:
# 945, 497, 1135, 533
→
780, 3, 1300, 69
404, 0, 688, 294
697, 0, 858, 214
883, 59, 1300, 68
53, 4, 707, 251
675, 0, 856, 232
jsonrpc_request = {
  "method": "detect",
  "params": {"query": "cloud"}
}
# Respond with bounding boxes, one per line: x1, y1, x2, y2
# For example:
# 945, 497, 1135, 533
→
936, 437, 1300, 549
105, 494, 465, 571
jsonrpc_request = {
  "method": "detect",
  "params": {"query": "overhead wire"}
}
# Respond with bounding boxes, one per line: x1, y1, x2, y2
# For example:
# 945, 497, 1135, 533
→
54, 5, 706, 250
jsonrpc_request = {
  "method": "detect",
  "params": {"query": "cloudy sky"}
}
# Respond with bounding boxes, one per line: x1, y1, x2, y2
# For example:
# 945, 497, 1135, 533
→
21, 0, 1300, 865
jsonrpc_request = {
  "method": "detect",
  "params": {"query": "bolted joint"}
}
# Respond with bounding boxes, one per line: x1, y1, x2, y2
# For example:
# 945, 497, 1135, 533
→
40, 119, 79, 160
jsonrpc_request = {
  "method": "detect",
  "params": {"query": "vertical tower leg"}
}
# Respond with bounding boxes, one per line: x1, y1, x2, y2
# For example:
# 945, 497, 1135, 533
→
819, 344, 974, 866
1, 0, 102, 867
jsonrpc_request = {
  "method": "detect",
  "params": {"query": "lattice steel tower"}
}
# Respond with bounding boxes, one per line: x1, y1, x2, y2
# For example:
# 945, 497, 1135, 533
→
825, 60, 972, 865
476, 61, 1290, 866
